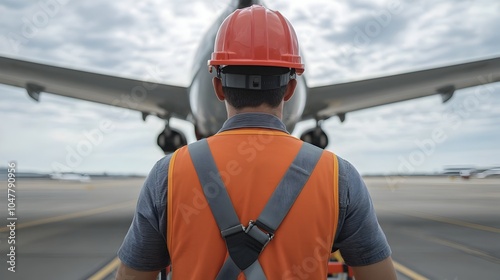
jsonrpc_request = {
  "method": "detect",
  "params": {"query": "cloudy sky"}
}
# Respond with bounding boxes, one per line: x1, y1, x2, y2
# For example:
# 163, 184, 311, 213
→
1, 0, 499, 175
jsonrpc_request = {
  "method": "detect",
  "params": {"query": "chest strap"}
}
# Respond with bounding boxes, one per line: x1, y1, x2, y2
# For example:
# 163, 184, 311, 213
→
188, 139, 322, 280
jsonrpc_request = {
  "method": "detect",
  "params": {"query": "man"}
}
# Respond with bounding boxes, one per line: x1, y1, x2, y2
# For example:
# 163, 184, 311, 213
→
116, 5, 396, 280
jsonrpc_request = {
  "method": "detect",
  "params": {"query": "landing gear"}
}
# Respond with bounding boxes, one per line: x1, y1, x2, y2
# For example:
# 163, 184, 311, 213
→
157, 121, 188, 154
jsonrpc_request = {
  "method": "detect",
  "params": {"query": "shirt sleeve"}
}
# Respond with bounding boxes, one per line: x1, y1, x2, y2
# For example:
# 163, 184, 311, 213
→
332, 157, 392, 267
117, 155, 171, 271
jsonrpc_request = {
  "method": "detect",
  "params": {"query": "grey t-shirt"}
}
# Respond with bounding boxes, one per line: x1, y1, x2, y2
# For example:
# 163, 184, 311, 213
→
117, 114, 391, 271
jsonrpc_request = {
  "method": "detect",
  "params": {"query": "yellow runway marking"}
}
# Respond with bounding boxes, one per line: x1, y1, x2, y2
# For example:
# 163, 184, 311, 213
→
377, 206, 500, 234
393, 260, 429, 280
0, 200, 136, 232
88, 257, 121, 280
89, 256, 428, 280
408, 212, 500, 234
427, 236, 500, 265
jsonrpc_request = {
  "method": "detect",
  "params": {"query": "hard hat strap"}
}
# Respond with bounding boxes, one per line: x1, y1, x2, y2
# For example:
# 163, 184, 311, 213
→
220, 72, 294, 90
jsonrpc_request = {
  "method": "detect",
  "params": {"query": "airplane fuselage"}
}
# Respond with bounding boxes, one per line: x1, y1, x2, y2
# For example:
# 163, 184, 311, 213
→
188, 0, 307, 137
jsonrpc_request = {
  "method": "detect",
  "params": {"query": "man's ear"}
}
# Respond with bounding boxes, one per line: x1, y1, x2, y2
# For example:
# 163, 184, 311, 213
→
213, 77, 225, 101
284, 79, 297, 101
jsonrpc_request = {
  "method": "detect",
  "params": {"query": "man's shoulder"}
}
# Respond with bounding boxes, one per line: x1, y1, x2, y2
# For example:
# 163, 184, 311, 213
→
336, 156, 357, 178
155, 154, 173, 172
144, 154, 173, 192
334, 154, 361, 178
333, 155, 365, 207
316, 150, 359, 180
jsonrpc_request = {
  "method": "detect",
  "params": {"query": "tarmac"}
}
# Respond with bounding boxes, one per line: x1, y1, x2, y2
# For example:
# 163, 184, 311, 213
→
0, 176, 499, 279
369, 176, 500, 279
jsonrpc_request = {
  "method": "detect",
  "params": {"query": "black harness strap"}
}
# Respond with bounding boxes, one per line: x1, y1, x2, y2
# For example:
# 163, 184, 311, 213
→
188, 139, 322, 279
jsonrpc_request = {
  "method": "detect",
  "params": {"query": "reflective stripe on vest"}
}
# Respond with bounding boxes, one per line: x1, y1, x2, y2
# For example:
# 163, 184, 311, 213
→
167, 129, 339, 279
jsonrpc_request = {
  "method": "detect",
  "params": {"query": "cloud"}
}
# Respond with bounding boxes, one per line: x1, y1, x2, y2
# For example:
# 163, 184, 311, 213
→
0, 0, 499, 174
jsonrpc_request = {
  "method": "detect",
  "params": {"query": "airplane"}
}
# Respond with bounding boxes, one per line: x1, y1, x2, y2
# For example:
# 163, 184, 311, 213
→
50, 172, 91, 182
1, 0, 500, 154
476, 167, 500, 179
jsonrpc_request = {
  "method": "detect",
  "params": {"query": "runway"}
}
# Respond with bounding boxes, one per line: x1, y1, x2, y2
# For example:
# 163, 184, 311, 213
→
0, 176, 499, 279
368, 176, 500, 279
0, 178, 141, 280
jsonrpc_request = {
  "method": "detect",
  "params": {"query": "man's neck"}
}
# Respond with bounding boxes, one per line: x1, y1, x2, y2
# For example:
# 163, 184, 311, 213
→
226, 103, 283, 120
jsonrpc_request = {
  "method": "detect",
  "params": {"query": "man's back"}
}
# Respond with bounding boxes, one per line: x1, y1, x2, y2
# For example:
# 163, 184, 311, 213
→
167, 123, 338, 279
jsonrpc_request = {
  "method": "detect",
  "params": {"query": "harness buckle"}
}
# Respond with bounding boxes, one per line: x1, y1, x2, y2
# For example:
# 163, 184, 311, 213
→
245, 220, 274, 248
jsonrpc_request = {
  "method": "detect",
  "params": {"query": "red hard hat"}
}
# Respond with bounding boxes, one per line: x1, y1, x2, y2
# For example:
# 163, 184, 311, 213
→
208, 5, 304, 75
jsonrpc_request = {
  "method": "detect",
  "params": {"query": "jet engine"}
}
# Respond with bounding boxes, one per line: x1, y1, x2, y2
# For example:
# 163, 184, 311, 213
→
300, 126, 329, 149
157, 125, 188, 154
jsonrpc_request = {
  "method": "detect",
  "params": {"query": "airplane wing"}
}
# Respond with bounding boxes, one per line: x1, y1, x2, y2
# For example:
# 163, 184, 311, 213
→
0, 56, 190, 120
304, 57, 500, 121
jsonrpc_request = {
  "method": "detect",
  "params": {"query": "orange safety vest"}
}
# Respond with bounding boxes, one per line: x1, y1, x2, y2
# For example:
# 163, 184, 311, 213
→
167, 128, 339, 279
